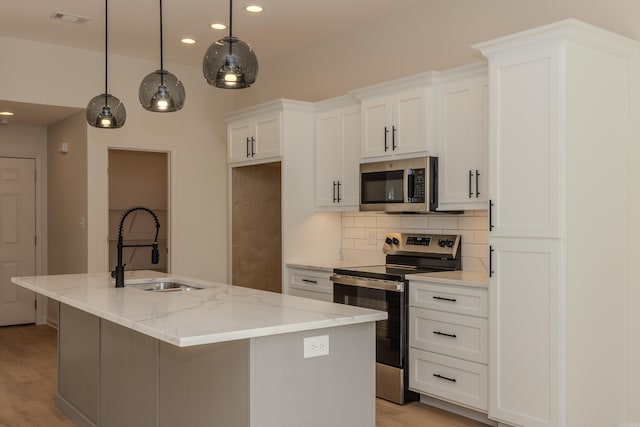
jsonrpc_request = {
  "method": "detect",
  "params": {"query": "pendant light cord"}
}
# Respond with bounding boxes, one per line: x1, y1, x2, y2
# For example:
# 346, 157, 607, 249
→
228, 0, 233, 55
104, 0, 109, 102
159, 0, 165, 85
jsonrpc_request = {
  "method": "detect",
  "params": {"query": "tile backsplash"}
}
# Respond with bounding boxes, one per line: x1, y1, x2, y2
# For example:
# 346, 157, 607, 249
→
341, 210, 489, 273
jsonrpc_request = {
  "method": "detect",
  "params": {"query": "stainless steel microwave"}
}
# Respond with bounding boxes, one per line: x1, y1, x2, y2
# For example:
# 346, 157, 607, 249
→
359, 157, 438, 213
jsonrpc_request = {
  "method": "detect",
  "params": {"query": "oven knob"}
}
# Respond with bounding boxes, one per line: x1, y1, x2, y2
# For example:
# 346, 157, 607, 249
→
385, 237, 393, 245
438, 239, 446, 247
446, 240, 454, 248
392, 237, 400, 245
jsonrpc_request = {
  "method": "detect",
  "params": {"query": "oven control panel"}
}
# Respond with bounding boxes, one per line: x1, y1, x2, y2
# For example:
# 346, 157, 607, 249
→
383, 232, 460, 258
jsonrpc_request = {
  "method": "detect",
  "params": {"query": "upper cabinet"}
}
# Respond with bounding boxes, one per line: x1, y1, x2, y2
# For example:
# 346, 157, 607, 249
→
315, 97, 361, 209
352, 74, 435, 160
436, 64, 488, 211
227, 106, 282, 165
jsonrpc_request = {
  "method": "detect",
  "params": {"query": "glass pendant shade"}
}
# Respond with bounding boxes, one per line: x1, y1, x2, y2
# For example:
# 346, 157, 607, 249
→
86, 94, 126, 128
203, 36, 258, 88
86, 0, 126, 129
139, 69, 185, 112
139, 0, 185, 112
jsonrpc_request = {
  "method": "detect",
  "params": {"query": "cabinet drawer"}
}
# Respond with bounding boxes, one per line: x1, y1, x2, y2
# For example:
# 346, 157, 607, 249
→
288, 269, 332, 295
409, 348, 488, 412
410, 307, 488, 363
409, 281, 488, 317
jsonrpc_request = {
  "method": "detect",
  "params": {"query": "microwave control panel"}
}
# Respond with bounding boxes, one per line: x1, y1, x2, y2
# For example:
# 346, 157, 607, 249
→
407, 169, 425, 203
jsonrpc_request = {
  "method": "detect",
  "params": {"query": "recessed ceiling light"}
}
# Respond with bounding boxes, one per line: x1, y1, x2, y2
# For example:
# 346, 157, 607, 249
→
210, 23, 227, 30
181, 38, 197, 45
0, 111, 14, 116
245, 5, 263, 13
51, 12, 90, 24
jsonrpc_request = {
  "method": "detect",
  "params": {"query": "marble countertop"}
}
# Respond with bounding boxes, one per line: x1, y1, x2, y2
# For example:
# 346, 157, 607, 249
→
286, 260, 375, 272
405, 270, 489, 288
12, 271, 386, 347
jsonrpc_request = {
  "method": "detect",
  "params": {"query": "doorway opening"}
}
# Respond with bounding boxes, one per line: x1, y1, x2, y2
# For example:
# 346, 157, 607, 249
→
108, 149, 170, 275
0, 157, 36, 326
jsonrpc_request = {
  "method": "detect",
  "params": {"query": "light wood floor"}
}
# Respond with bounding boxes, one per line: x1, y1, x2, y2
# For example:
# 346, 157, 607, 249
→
0, 324, 487, 427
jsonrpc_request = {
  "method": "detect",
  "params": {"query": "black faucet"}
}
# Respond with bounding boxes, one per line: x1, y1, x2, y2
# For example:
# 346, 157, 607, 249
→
112, 206, 161, 288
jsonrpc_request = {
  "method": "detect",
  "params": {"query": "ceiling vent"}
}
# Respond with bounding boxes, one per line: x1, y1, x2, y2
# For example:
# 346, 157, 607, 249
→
51, 12, 90, 24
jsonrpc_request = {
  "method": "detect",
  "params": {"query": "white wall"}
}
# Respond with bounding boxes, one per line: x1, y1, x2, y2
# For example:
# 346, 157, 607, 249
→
0, 36, 235, 283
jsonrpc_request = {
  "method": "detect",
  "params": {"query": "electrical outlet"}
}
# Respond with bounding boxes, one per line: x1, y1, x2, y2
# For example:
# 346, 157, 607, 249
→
303, 335, 329, 358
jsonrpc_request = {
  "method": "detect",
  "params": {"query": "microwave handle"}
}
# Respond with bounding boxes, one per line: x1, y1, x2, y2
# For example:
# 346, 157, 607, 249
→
407, 170, 415, 200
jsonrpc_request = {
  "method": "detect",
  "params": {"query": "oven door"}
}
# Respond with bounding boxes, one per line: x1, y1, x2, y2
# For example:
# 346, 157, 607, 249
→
331, 274, 405, 369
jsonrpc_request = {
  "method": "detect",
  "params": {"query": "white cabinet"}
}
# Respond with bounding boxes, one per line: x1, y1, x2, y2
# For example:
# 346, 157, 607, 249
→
475, 20, 637, 427
436, 65, 488, 211
228, 110, 282, 164
287, 267, 333, 302
352, 74, 435, 160
315, 100, 361, 209
227, 100, 343, 294
408, 279, 489, 412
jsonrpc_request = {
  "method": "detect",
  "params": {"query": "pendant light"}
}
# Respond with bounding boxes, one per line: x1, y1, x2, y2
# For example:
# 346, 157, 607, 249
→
86, 0, 126, 129
139, 0, 185, 112
202, 0, 258, 88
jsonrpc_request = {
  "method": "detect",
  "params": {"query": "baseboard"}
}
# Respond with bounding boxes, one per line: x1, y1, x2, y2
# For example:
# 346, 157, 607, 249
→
419, 394, 497, 426
55, 393, 96, 427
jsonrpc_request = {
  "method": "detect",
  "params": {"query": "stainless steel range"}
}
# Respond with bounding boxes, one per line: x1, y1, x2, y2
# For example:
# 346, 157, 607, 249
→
331, 232, 462, 404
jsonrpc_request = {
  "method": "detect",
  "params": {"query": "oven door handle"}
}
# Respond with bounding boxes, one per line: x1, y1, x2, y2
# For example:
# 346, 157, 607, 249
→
330, 274, 404, 292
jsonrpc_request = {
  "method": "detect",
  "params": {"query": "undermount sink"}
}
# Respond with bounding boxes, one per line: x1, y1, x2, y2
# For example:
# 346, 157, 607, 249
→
128, 281, 203, 292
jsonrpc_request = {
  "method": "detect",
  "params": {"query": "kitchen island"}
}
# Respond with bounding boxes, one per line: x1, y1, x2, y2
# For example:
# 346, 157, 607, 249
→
12, 271, 386, 427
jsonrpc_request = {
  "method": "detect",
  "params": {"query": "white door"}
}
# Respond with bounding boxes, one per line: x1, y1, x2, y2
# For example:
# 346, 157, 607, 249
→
0, 157, 36, 326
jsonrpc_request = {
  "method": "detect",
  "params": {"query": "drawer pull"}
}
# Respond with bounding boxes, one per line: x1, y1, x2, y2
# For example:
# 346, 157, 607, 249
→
432, 296, 457, 303
433, 373, 456, 383
433, 331, 457, 338
302, 279, 318, 284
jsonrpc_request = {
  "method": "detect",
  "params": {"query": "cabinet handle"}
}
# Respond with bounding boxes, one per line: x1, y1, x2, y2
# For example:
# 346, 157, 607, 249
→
489, 199, 494, 231
433, 374, 456, 383
432, 296, 456, 303
392, 125, 397, 150
475, 170, 480, 198
468, 170, 473, 198
336, 181, 342, 203
489, 245, 495, 278
302, 279, 318, 284
384, 127, 389, 151
332, 181, 337, 203
433, 331, 457, 338
251, 137, 256, 157
246, 137, 251, 158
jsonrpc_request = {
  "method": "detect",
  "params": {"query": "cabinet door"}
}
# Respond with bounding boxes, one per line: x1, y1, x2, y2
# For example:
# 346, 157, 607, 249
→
228, 119, 253, 163
338, 107, 361, 207
315, 111, 341, 207
361, 96, 392, 158
438, 78, 488, 210
253, 111, 282, 161
392, 88, 430, 155
489, 46, 561, 238
488, 237, 561, 427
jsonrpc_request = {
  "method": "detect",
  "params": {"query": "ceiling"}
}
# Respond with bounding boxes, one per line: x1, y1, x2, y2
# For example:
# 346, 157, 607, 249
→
0, 0, 425, 126
0, 0, 425, 66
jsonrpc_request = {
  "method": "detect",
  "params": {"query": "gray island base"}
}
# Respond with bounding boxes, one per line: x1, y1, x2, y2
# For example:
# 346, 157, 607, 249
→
57, 303, 376, 427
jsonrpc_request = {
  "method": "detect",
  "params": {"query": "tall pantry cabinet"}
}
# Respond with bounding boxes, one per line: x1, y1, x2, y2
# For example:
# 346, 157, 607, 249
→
475, 20, 638, 427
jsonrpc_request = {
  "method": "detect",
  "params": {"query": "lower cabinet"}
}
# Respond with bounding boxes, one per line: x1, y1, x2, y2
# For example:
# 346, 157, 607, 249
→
408, 279, 489, 413
287, 267, 333, 302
